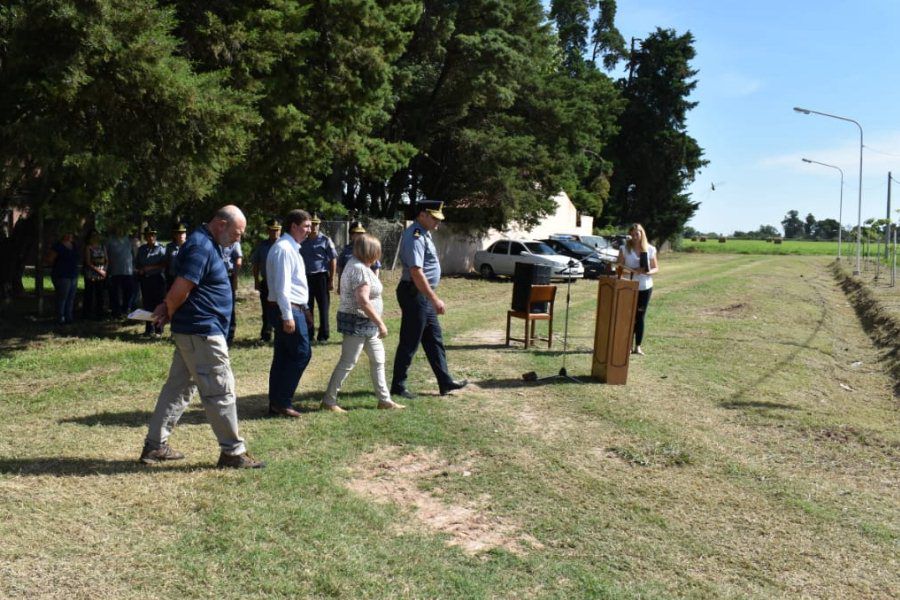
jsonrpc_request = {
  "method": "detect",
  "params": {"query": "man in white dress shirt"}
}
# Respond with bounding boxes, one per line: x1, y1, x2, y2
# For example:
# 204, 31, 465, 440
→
265, 209, 313, 417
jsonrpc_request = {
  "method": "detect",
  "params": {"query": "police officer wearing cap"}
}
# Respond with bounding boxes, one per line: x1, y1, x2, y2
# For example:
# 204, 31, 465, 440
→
250, 218, 281, 342
135, 227, 167, 337
390, 200, 468, 399
222, 239, 243, 346
164, 222, 188, 292
300, 214, 337, 342
336, 221, 380, 294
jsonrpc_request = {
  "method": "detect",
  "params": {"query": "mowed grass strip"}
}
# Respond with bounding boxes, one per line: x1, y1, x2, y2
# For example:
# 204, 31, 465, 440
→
0, 255, 897, 599
682, 239, 841, 255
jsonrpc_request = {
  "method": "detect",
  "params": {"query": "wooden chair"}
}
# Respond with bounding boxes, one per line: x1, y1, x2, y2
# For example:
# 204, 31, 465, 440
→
506, 285, 557, 349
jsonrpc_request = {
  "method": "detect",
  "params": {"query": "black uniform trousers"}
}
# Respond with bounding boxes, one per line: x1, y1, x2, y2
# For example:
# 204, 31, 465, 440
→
258, 279, 272, 340
391, 281, 453, 393
306, 271, 331, 341
139, 272, 166, 334
227, 275, 237, 346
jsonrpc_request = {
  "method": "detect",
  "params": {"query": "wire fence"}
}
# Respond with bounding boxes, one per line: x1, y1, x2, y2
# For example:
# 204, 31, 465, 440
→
319, 218, 406, 270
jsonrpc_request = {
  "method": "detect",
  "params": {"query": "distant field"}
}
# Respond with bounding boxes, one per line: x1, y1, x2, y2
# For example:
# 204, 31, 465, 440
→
681, 238, 843, 255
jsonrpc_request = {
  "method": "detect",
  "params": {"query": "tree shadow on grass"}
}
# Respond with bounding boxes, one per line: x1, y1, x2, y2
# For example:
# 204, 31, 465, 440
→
58, 391, 387, 428
719, 400, 799, 411
477, 375, 599, 390
0, 456, 212, 477
444, 343, 509, 351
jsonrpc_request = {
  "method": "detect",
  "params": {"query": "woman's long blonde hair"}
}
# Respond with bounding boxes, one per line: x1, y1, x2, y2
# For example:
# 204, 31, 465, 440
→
626, 223, 649, 253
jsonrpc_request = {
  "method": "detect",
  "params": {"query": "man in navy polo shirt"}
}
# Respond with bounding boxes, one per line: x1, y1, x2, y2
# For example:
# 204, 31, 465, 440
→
139, 205, 264, 469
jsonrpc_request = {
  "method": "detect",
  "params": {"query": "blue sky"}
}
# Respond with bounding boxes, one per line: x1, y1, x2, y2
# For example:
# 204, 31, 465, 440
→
609, 0, 900, 235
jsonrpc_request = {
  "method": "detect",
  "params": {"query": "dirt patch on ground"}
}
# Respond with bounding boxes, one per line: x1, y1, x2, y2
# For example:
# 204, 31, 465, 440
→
701, 302, 751, 318
346, 446, 543, 555
831, 261, 900, 397
453, 329, 508, 345
803, 425, 900, 454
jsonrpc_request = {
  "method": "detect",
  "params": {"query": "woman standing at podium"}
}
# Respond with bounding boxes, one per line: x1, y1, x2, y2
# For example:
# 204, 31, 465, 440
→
617, 223, 659, 356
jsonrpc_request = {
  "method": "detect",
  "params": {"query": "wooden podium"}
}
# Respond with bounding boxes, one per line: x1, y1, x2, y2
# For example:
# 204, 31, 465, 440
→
591, 276, 639, 384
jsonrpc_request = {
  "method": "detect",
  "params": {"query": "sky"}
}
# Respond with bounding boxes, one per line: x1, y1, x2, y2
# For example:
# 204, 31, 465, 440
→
610, 0, 900, 235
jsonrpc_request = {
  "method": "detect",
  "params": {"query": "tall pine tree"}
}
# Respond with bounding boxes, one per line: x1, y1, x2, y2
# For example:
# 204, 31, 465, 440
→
605, 28, 706, 242
0, 0, 256, 227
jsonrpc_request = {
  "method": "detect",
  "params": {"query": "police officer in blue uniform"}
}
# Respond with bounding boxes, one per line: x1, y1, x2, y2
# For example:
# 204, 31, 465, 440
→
164, 222, 188, 292
250, 218, 281, 342
222, 239, 243, 346
390, 200, 468, 399
135, 227, 167, 337
300, 214, 337, 342
336, 221, 380, 294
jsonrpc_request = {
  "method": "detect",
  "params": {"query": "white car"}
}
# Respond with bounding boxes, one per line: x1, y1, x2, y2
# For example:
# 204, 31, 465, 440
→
474, 239, 585, 280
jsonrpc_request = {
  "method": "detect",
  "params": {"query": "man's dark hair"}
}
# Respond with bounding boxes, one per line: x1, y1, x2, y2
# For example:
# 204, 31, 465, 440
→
283, 209, 312, 229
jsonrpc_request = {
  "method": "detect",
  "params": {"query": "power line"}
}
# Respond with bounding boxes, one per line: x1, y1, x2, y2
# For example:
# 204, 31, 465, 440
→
863, 145, 900, 158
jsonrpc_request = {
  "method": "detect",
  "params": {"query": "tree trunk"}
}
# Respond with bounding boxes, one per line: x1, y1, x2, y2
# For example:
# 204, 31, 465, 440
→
36, 205, 44, 317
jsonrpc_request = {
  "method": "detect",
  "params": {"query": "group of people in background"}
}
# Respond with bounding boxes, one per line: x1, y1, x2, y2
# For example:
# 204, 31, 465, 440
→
45, 223, 189, 331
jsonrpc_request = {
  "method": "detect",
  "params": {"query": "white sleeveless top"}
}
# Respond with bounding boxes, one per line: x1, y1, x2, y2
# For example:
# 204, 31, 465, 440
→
622, 245, 656, 291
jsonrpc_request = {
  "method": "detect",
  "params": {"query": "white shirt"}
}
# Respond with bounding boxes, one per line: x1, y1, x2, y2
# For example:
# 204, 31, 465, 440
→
266, 234, 309, 321
622, 245, 656, 291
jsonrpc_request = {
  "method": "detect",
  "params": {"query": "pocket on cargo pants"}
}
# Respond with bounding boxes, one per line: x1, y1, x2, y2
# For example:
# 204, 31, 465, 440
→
194, 364, 235, 403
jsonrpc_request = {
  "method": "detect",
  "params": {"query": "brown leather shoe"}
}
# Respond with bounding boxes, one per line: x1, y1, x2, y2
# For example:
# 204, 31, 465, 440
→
320, 402, 347, 413
217, 452, 266, 469
377, 400, 406, 410
268, 405, 302, 418
139, 443, 185, 465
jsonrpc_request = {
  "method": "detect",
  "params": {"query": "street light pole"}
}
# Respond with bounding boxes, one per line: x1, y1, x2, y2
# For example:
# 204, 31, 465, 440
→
801, 158, 844, 261
794, 107, 864, 275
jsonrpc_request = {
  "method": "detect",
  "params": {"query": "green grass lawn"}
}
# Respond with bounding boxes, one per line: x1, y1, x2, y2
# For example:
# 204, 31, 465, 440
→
1, 254, 897, 599
681, 238, 843, 255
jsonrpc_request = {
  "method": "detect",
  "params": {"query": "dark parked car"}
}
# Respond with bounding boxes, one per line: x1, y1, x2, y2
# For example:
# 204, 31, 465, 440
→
540, 238, 614, 278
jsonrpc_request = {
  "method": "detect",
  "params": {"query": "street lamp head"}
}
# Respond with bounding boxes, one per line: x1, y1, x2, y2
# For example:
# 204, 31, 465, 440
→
793, 107, 811, 115
801, 158, 811, 163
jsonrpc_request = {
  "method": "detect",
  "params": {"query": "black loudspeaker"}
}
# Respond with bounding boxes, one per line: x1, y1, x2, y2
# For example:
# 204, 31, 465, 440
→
512, 262, 552, 312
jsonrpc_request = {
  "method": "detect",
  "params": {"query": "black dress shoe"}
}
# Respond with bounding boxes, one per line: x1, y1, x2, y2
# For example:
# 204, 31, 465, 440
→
440, 379, 469, 396
391, 388, 416, 400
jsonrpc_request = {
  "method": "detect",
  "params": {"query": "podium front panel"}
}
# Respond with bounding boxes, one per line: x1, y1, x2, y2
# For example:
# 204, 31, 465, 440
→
592, 277, 639, 384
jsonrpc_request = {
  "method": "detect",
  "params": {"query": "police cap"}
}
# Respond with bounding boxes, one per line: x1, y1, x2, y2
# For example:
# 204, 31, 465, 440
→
417, 200, 445, 221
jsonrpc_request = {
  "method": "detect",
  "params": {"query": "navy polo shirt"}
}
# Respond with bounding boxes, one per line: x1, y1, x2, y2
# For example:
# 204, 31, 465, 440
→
337, 243, 381, 272
249, 239, 276, 280
171, 224, 232, 337
300, 233, 337, 273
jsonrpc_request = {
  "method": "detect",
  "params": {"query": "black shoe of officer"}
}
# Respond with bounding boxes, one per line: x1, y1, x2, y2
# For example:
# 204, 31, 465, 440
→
439, 379, 469, 396
391, 387, 416, 400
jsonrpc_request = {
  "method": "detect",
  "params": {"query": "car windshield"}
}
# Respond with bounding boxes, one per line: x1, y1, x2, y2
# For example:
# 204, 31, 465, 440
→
524, 242, 556, 255
552, 239, 593, 255
579, 235, 611, 250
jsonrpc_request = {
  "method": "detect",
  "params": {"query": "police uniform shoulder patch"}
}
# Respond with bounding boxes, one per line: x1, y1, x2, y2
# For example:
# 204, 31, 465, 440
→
413, 228, 422, 239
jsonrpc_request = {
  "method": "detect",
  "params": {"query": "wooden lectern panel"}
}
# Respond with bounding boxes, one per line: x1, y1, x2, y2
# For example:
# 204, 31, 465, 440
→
592, 277, 639, 384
